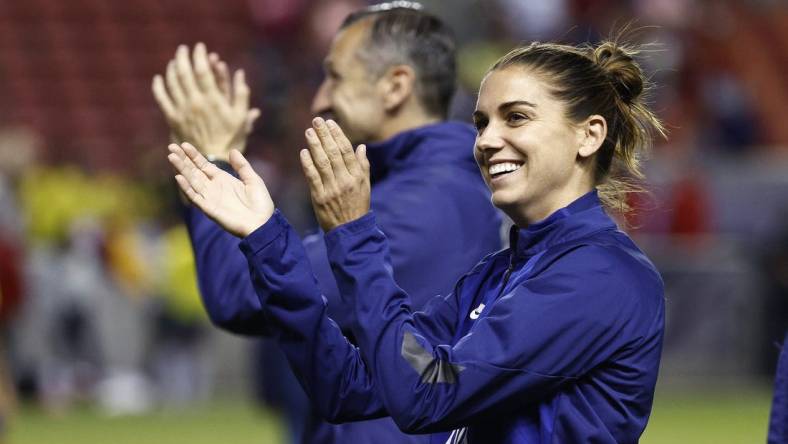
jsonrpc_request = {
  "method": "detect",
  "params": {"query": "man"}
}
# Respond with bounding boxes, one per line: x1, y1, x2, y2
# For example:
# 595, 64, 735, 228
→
152, 3, 501, 443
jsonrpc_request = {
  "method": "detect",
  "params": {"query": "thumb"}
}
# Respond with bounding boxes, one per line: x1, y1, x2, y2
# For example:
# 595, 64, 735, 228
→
229, 149, 260, 186
245, 108, 261, 134
356, 144, 370, 177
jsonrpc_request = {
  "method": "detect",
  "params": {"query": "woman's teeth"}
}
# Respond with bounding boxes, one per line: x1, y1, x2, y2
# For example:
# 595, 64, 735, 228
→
489, 162, 522, 177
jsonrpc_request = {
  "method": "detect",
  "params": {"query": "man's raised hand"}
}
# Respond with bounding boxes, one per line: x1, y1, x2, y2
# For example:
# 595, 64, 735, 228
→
152, 43, 260, 161
168, 142, 274, 237
300, 118, 371, 232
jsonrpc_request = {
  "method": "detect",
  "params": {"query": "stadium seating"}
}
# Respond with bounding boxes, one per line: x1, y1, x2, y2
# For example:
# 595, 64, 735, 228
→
0, 0, 254, 170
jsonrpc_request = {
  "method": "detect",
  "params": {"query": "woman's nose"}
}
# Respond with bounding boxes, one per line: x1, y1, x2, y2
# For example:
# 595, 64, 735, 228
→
475, 125, 504, 153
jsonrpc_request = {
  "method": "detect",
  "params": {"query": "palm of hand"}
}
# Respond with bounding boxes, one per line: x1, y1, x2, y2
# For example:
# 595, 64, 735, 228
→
202, 170, 273, 236
169, 143, 275, 238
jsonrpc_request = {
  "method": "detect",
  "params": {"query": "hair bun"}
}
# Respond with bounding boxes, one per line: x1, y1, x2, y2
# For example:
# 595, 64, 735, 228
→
592, 42, 644, 105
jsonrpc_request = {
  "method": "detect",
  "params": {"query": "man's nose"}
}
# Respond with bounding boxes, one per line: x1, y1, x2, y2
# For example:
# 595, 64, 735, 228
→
311, 80, 331, 116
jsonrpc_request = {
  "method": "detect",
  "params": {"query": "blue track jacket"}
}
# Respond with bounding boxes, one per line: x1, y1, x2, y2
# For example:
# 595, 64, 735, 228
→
182, 122, 502, 443
238, 191, 665, 443
768, 332, 788, 444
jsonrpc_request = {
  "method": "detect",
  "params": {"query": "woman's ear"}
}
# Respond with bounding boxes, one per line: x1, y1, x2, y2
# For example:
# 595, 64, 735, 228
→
379, 64, 416, 112
578, 114, 607, 158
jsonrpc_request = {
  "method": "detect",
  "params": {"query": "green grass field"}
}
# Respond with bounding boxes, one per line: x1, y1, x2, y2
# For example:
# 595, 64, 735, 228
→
6, 400, 285, 444
642, 386, 772, 444
5, 386, 772, 444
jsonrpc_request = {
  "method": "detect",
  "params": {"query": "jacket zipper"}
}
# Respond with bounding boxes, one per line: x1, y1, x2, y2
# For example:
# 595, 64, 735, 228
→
497, 255, 517, 299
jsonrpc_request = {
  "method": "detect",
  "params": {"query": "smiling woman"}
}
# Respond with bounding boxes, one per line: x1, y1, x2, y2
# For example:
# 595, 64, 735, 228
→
168, 39, 666, 444
473, 41, 665, 225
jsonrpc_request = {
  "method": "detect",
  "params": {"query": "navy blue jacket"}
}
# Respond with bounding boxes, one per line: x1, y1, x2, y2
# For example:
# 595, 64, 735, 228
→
183, 122, 502, 443
769, 332, 788, 444
239, 191, 665, 443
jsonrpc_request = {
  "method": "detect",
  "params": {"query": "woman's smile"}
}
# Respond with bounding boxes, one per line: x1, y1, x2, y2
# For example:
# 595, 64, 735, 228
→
488, 161, 523, 178
487, 160, 524, 187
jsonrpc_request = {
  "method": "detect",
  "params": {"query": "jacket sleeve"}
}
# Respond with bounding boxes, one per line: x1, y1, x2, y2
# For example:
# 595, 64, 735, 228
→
238, 210, 466, 422
182, 199, 464, 341
238, 210, 385, 421
325, 213, 664, 433
182, 205, 271, 335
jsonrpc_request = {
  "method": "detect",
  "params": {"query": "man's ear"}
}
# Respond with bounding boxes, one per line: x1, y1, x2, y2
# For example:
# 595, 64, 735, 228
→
577, 114, 607, 158
379, 64, 416, 112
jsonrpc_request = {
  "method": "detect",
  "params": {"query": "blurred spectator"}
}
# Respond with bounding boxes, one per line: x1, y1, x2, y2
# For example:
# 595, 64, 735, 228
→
146, 223, 211, 407
667, 175, 712, 236
0, 126, 39, 438
3, 135, 214, 415
699, 71, 761, 151
0, 127, 39, 237
496, 0, 569, 41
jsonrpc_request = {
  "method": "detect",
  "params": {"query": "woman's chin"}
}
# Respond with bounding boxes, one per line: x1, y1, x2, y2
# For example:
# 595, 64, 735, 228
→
491, 193, 520, 214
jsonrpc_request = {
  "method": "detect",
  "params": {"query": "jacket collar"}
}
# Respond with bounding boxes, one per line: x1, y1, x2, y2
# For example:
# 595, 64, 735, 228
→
364, 121, 477, 182
509, 190, 617, 258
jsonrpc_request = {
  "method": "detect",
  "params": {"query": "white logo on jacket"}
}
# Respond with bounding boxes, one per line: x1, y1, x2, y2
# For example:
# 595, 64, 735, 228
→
446, 427, 469, 443
469, 303, 485, 320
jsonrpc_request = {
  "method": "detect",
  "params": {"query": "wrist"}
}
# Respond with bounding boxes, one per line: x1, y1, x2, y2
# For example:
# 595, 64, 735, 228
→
324, 211, 376, 236
240, 210, 287, 252
242, 211, 275, 238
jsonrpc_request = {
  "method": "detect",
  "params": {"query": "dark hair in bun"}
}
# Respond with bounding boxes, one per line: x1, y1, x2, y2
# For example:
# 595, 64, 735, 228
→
593, 42, 644, 105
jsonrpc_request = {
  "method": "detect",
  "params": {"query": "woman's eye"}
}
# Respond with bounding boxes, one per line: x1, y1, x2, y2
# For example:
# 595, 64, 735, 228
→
473, 120, 487, 132
507, 113, 528, 124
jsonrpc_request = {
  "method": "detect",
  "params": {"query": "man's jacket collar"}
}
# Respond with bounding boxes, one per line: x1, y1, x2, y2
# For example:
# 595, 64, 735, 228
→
364, 121, 477, 182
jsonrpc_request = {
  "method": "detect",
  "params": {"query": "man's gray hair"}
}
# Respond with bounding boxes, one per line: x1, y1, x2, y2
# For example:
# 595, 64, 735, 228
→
340, 3, 457, 118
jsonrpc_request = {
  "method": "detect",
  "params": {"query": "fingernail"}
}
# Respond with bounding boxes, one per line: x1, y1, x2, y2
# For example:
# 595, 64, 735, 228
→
305, 128, 315, 137
312, 117, 324, 126
326, 119, 336, 128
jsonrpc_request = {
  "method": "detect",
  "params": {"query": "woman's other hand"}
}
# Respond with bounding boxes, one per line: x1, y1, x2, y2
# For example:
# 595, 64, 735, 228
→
300, 118, 370, 232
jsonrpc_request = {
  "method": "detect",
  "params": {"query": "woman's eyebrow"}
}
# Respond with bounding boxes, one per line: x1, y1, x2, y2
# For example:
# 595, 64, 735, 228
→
499, 100, 537, 112
473, 100, 537, 121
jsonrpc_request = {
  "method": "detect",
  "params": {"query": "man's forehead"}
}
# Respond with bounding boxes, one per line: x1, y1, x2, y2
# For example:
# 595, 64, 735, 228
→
330, 19, 370, 57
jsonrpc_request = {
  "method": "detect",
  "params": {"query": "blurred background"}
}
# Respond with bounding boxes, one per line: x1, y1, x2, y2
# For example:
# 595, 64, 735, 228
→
0, 0, 786, 443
